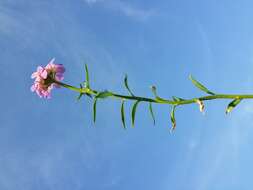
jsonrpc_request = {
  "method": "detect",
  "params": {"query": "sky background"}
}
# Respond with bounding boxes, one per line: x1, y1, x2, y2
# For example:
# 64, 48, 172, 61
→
2, 0, 253, 189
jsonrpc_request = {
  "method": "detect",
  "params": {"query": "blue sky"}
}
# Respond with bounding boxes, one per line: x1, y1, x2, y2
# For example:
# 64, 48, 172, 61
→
2, 0, 253, 189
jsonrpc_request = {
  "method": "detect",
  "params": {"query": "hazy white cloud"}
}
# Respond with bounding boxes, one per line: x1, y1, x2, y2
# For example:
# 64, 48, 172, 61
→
83, 0, 155, 21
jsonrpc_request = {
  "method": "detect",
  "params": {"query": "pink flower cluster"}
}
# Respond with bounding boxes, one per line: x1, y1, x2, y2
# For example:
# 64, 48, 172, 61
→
31, 58, 65, 98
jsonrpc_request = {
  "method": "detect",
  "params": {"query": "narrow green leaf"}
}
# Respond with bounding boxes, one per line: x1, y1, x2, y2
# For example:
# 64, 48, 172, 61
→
96, 91, 113, 99
124, 75, 134, 96
86, 93, 93, 99
149, 102, 155, 125
77, 84, 84, 100
77, 93, 83, 100
131, 100, 140, 127
226, 98, 242, 114
170, 106, 176, 132
85, 64, 90, 88
121, 100, 126, 129
83, 81, 87, 88
189, 75, 215, 95
93, 98, 97, 123
172, 96, 185, 102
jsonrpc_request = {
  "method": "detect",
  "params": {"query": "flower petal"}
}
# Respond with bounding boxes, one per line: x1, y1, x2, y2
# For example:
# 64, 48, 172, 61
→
41, 70, 48, 79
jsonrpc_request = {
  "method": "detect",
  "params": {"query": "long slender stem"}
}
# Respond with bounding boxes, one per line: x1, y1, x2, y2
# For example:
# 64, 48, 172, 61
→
54, 80, 253, 106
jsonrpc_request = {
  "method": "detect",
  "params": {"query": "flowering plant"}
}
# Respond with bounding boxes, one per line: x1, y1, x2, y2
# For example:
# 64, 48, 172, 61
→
31, 59, 249, 132
31, 58, 65, 98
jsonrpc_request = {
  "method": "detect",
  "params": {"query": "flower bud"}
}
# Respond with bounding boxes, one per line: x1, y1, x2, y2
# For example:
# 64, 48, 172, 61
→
196, 99, 205, 113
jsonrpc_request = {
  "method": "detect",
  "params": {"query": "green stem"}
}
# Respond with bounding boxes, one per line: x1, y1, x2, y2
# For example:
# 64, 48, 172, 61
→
54, 80, 253, 106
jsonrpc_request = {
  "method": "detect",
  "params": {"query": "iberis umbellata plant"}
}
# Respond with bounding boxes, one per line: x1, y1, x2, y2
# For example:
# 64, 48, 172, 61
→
31, 58, 247, 132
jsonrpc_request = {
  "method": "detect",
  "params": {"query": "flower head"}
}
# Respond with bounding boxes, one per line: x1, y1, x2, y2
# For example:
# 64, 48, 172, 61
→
31, 58, 65, 98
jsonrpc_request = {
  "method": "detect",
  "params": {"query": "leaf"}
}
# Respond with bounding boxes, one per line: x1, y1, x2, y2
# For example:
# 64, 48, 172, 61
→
93, 98, 97, 123
77, 84, 84, 100
149, 102, 155, 125
131, 100, 140, 127
170, 106, 176, 132
96, 91, 113, 99
226, 98, 242, 114
121, 100, 126, 129
77, 93, 83, 100
85, 64, 90, 88
189, 75, 215, 95
86, 93, 93, 99
124, 75, 134, 96
172, 96, 185, 102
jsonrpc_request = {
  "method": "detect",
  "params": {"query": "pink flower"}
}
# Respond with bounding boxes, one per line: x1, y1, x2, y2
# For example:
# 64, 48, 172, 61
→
31, 58, 65, 98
